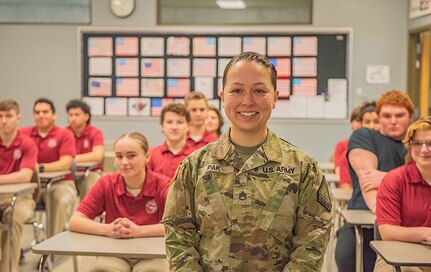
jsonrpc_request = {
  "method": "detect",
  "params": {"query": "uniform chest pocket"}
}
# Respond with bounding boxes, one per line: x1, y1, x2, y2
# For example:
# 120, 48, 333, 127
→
255, 176, 298, 242
196, 173, 231, 237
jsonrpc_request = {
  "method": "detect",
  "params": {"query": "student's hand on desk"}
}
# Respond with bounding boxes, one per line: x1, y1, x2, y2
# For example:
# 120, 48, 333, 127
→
360, 170, 386, 192
105, 218, 126, 239
118, 218, 139, 238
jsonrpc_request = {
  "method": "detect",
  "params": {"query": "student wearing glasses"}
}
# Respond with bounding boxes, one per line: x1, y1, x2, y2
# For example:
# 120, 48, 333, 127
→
375, 117, 431, 272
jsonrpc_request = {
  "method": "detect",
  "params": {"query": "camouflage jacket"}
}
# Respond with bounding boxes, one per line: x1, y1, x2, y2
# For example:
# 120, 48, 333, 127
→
162, 129, 333, 271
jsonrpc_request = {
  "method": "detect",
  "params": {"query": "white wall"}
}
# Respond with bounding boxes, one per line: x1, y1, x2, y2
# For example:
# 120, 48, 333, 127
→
0, 0, 409, 161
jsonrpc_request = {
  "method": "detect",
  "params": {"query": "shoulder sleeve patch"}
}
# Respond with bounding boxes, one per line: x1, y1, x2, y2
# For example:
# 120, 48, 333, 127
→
317, 177, 332, 212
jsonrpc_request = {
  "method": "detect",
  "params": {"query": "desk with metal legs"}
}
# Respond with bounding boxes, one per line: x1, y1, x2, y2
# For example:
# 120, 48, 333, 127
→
341, 209, 376, 272
32, 231, 166, 272
370, 241, 431, 272
0, 183, 37, 272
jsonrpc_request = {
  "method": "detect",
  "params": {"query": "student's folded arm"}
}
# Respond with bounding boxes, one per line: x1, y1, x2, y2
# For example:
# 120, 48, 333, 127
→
348, 148, 380, 213
0, 168, 33, 184
69, 211, 106, 236
379, 224, 431, 243
44, 155, 73, 172
74, 145, 105, 162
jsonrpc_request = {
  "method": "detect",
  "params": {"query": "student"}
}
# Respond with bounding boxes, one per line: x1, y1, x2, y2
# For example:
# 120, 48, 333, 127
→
335, 90, 414, 272
69, 132, 169, 272
334, 105, 362, 189
0, 99, 37, 272
20, 97, 77, 237
162, 52, 332, 271
375, 117, 431, 272
206, 105, 224, 137
66, 99, 104, 200
148, 103, 191, 178
184, 91, 217, 151
360, 101, 380, 131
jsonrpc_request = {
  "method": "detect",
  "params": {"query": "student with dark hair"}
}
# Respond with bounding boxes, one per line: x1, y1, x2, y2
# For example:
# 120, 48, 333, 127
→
148, 103, 191, 178
206, 105, 224, 137
21, 97, 77, 237
66, 99, 104, 200
0, 99, 37, 272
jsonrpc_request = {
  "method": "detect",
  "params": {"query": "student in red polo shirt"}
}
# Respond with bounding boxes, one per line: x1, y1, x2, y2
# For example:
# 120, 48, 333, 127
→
375, 117, 431, 272
20, 98, 77, 237
0, 99, 37, 272
69, 132, 169, 272
184, 92, 217, 152
66, 99, 104, 200
148, 103, 191, 178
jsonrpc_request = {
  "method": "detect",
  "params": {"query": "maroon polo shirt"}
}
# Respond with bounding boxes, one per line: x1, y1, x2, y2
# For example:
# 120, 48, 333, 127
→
186, 130, 217, 153
148, 141, 191, 178
0, 131, 38, 174
67, 124, 104, 170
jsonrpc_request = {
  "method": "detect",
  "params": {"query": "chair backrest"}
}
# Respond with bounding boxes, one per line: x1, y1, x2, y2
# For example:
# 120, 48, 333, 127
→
30, 169, 42, 203
374, 221, 382, 240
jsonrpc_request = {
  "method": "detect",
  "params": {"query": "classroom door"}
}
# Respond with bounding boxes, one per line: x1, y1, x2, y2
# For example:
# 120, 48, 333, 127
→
408, 29, 431, 118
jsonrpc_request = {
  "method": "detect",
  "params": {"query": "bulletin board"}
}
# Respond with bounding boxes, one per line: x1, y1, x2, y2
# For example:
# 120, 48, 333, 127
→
80, 28, 351, 119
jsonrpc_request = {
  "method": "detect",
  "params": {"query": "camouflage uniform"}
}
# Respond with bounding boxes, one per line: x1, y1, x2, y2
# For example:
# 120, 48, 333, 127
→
162, 129, 332, 271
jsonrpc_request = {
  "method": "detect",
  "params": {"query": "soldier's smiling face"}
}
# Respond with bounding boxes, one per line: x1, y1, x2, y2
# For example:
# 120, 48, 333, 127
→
220, 60, 278, 137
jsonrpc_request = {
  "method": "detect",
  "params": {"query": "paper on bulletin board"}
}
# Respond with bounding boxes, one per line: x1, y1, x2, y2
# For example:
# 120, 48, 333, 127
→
218, 58, 230, 77
88, 77, 111, 96
277, 79, 290, 98
116, 78, 139, 96
307, 95, 325, 118
115, 37, 139, 56
141, 37, 164, 56
293, 57, 317, 77
286, 96, 307, 118
325, 78, 348, 119
243, 37, 266, 55
167, 58, 190, 77
267, 37, 291, 56
129, 98, 150, 116
293, 36, 318, 56
218, 37, 242, 56
366, 65, 390, 84
141, 58, 164, 77
167, 78, 190, 97
141, 78, 164, 97
82, 97, 104, 115
105, 98, 127, 116
194, 77, 214, 98
88, 37, 112, 57
193, 58, 216, 77
193, 37, 216, 57
292, 78, 317, 96
167, 36, 190, 56
89, 57, 112, 76
270, 58, 291, 77
115, 58, 139, 77
151, 98, 174, 116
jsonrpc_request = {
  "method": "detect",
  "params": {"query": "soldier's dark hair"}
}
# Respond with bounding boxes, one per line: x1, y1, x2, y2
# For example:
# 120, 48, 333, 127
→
160, 103, 190, 124
34, 98, 55, 113
222, 51, 277, 91
66, 99, 92, 124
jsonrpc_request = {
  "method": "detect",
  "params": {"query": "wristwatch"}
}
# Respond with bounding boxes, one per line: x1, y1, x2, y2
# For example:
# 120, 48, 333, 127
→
39, 163, 45, 173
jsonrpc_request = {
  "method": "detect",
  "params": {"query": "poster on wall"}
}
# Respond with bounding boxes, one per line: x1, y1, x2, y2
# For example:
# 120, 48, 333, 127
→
409, 0, 431, 19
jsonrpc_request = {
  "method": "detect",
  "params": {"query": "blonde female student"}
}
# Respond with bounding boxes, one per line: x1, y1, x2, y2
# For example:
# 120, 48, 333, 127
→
69, 132, 169, 272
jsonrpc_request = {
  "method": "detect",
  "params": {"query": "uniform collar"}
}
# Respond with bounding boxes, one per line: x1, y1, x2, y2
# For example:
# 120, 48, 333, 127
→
116, 167, 157, 199
69, 124, 91, 138
210, 128, 283, 164
407, 162, 430, 185
0, 130, 22, 148
31, 125, 58, 137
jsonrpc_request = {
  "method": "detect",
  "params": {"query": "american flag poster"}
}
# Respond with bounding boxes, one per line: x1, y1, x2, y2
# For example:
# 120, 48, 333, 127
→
115, 37, 139, 56
193, 58, 216, 77
151, 98, 174, 117
141, 37, 164, 56
141, 58, 164, 77
129, 98, 150, 116
267, 37, 291, 56
218, 37, 242, 56
292, 78, 317, 96
243, 37, 266, 55
105, 98, 127, 116
270, 58, 291, 77
141, 78, 164, 97
277, 78, 290, 98
88, 37, 112, 57
115, 78, 139, 96
116, 58, 139, 77
293, 37, 318, 56
167, 36, 190, 56
193, 37, 216, 57
292, 57, 317, 77
88, 77, 111, 96
167, 58, 190, 77
194, 77, 214, 98
167, 78, 190, 97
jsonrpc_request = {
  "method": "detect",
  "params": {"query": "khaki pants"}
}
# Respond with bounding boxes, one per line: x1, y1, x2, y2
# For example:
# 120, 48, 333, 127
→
375, 255, 431, 272
42, 180, 77, 237
0, 193, 35, 272
75, 170, 102, 201
89, 257, 169, 272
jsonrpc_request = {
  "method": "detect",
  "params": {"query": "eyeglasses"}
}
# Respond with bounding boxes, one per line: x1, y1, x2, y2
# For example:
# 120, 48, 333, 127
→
409, 140, 431, 150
